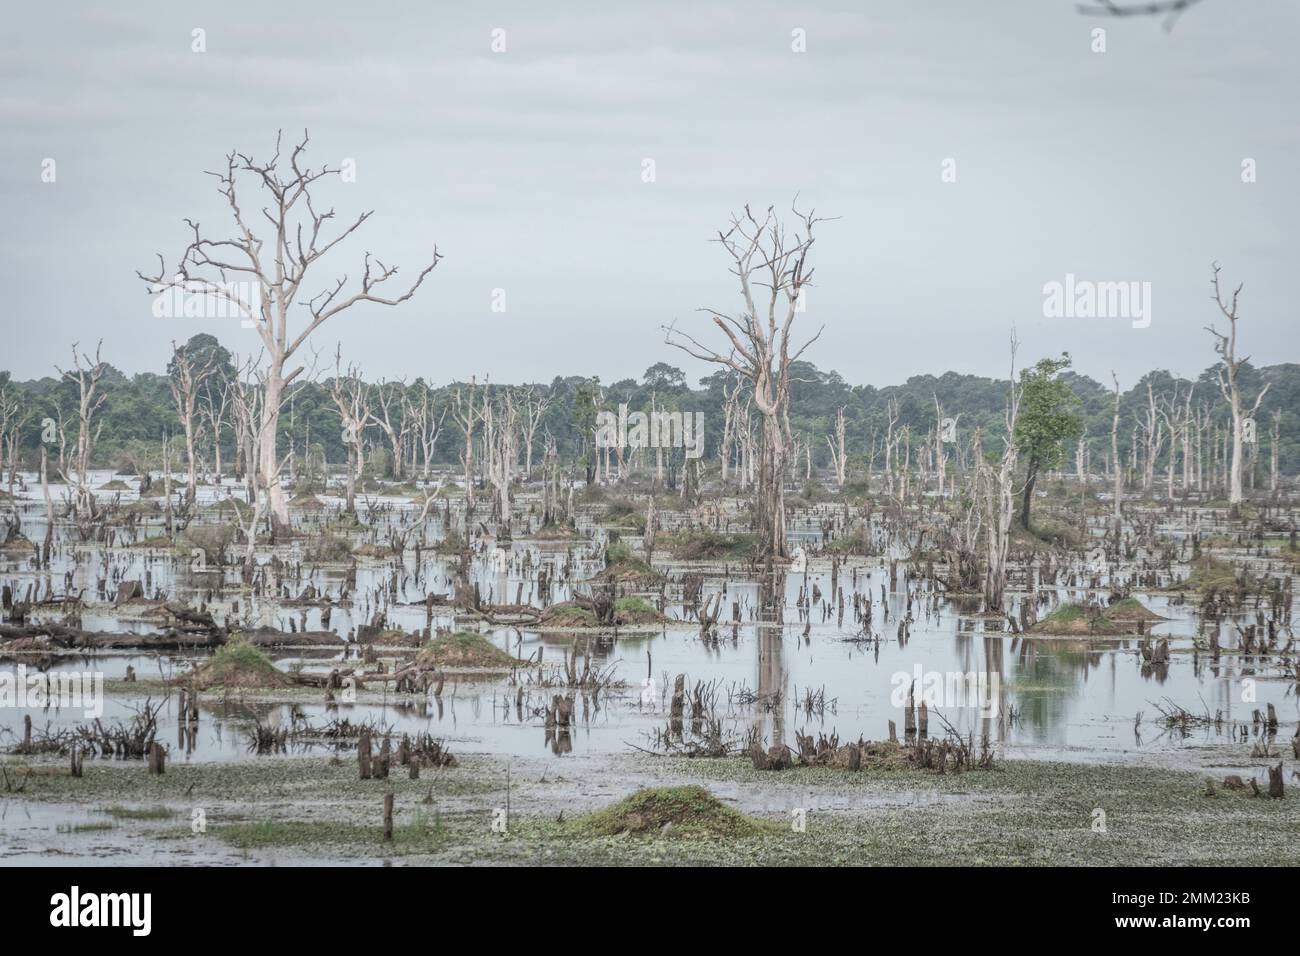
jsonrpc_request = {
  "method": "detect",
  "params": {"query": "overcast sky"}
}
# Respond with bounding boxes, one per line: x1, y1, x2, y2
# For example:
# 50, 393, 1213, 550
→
2, 0, 1296, 388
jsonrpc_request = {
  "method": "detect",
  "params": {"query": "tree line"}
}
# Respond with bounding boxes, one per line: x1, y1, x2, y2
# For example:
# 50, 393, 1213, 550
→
1, 331, 1295, 489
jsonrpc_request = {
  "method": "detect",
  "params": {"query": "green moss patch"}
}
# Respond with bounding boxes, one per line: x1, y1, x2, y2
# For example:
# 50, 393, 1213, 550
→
661, 530, 756, 561
1030, 603, 1125, 636
416, 631, 520, 668
572, 786, 765, 838
1104, 596, 1164, 622
189, 639, 292, 689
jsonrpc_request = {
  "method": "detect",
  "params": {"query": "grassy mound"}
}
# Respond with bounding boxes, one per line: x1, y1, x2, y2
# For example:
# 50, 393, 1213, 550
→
1104, 596, 1164, 622
1030, 602, 1126, 636
98, 479, 132, 491
541, 603, 597, 627
370, 628, 423, 647
602, 499, 646, 532
539, 597, 663, 628
306, 534, 354, 562
0, 534, 35, 555
415, 631, 519, 668
596, 540, 662, 582
572, 786, 764, 838
531, 523, 582, 540
190, 640, 291, 689
614, 595, 662, 624
661, 530, 756, 561
1172, 555, 1240, 593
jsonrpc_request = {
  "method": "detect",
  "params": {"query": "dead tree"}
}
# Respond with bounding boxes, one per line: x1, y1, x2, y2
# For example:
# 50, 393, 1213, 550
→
0, 388, 29, 522
54, 341, 108, 527
1077, 0, 1206, 32
228, 355, 297, 578
330, 347, 371, 514
451, 378, 481, 510
643, 496, 658, 565
519, 387, 550, 478
719, 373, 743, 485
369, 379, 409, 479
665, 202, 829, 560
1138, 380, 1166, 492
934, 394, 958, 497
1110, 373, 1123, 542
405, 380, 447, 480
140, 130, 440, 526
1205, 264, 1270, 517
483, 387, 518, 536
168, 341, 215, 508
200, 374, 231, 480
541, 434, 563, 527
825, 405, 848, 490
883, 398, 901, 496
980, 335, 1022, 612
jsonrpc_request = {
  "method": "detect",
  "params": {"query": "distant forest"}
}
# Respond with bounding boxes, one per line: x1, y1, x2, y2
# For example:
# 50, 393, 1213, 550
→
1, 332, 1295, 483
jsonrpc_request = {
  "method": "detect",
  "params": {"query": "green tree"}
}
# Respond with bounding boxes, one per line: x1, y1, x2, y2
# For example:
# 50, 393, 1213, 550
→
1014, 355, 1083, 530
572, 378, 601, 484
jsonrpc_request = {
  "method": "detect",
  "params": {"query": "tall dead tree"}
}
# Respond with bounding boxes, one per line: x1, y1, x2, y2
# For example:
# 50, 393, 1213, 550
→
519, 388, 550, 478
370, 379, 409, 480
980, 336, 1022, 612
483, 387, 518, 537
201, 375, 231, 481
451, 378, 482, 510
825, 405, 847, 490
228, 355, 295, 579
1269, 409, 1281, 499
1110, 373, 1123, 542
405, 381, 446, 480
1205, 263, 1270, 517
55, 341, 107, 527
934, 394, 958, 497
330, 348, 370, 515
0, 388, 28, 515
665, 202, 827, 560
719, 374, 743, 485
168, 341, 214, 508
140, 130, 440, 526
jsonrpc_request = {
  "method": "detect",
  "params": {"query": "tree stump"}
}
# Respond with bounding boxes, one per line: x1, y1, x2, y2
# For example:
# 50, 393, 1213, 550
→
383, 792, 394, 841
1268, 761, 1284, 799
147, 742, 165, 774
358, 729, 373, 780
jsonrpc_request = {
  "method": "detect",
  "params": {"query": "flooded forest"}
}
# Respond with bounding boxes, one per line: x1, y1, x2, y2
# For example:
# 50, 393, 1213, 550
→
2, 1, 1297, 873
2, 153, 1297, 865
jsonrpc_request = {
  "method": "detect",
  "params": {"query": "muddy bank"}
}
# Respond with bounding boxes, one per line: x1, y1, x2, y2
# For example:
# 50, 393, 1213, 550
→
4, 750, 1297, 866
